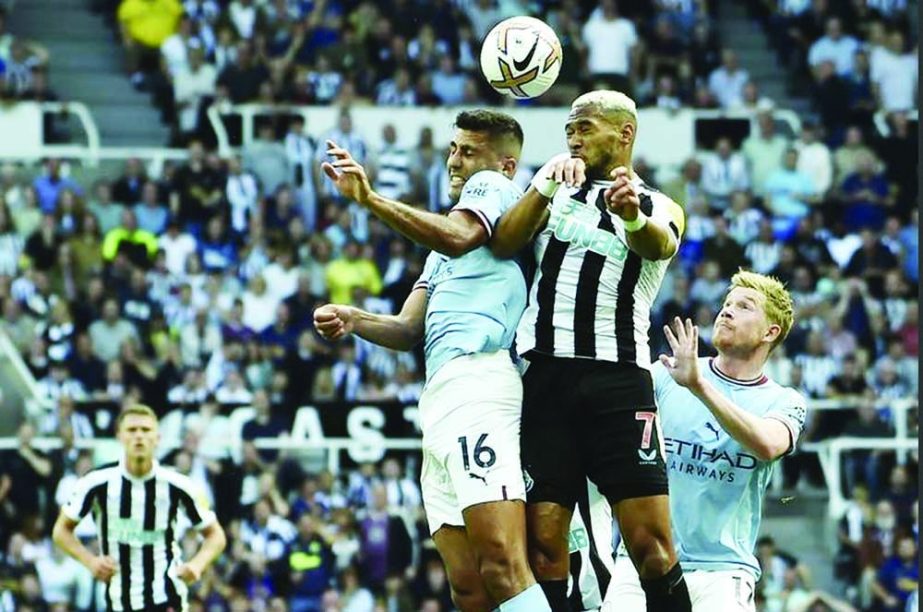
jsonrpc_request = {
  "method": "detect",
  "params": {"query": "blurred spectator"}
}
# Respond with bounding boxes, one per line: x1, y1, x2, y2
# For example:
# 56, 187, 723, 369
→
217, 39, 269, 102
117, 0, 183, 87
241, 389, 287, 464
173, 42, 217, 142
286, 513, 335, 611
700, 136, 750, 210
133, 179, 169, 234
244, 122, 290, 197
172, 139, 224, 229
582, 0, 639, 93
283, 116, 318, 231
793, 122, 832, 197
876, 112, 917, 213
112, 158, 147, 207
742, 112, 790, 197
871, 535, 918, 610
88, 297, 139, 362
32, 159, 82, 214
833, 125, 877, 186
326, 240, 382, 305
763, 148, 819, 238
359, 483, 413, 592
812, 60, 851, 134
838, 151, 894, 232
808, 17, 859, 76
707, 49, 749, 108
870, 30, 917, 113
101, 209, 158, 265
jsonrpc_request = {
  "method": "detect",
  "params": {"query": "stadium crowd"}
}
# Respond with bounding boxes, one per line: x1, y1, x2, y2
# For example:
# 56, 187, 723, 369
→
0, 0, 918, 610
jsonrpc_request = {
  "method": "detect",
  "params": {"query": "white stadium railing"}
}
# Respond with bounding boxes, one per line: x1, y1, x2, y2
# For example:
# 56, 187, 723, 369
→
1, 100, 805, 171
1, 397, 914, 518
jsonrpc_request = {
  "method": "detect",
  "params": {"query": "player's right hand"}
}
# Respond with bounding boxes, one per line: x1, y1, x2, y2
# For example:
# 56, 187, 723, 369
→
321, 140, 373, 206
540, 153, 586, 188
89, 555, 118, 582
313, 304, 356, 341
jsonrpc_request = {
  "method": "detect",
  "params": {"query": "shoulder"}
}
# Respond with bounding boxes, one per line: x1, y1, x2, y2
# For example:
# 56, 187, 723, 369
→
461, 170, 521, 198
80, 463, 119, 485
640, 185, 685, 235
157, 464, 199, 492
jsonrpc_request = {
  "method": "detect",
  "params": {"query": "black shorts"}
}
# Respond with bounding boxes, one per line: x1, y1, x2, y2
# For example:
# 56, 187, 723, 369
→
520, 352, 668, 509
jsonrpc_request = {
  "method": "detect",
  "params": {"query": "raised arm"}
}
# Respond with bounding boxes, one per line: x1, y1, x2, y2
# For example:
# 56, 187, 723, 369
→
606, 167, 682, 261
321, 141, 487, 257
491, 153, 578, 258
314, 287, 427, 351
660, 318, 799, 462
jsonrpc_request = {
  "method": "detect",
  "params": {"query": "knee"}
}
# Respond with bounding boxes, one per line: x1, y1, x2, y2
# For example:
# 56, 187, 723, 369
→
627, 537, 676, 579
527, 524, 570, 579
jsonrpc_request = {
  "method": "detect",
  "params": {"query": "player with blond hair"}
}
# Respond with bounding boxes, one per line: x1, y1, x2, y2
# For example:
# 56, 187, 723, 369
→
53, 405, 226, 612
606, 270, 807, 611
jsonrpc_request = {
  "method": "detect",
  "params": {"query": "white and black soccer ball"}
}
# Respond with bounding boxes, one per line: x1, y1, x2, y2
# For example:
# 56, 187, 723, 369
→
480, 16, 563, 99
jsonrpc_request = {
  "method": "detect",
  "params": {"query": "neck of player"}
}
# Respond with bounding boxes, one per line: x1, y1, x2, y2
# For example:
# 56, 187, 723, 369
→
712, 351, 766, 382
127, 454, 154, 477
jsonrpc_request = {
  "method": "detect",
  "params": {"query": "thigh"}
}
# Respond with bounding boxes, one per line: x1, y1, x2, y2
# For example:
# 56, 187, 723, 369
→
521, 355, 582, 509
579, 365, 668, 504
601, 555, 647, 612
687, 570, 756, 612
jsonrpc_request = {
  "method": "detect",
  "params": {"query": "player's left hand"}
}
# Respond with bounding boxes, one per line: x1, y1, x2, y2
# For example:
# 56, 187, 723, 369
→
604, 166, 640, 221
175, 562, 201, 585
321, 140, 373, 206
659, 317, 702, 391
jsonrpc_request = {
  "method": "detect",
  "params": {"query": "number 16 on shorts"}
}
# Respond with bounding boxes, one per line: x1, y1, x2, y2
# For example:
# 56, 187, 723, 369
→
458, 433, 497, 472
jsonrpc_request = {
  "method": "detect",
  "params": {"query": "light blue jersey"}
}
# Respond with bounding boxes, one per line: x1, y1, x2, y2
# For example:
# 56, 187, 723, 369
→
413, 170, 527, 381
653, 357, 807, 580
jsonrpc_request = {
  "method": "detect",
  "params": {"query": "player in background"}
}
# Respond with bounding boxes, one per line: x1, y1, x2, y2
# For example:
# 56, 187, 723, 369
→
606, 271, 807, 611
313, 110, 550, 612
491, 90, 690, 612
53, 405, 226, 612
566, 480, 615, 611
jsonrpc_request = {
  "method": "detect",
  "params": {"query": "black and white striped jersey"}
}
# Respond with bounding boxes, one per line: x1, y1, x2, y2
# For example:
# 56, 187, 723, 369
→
567, 480, 615, 611
516, 178, 685, 369
62, 459, 216, 612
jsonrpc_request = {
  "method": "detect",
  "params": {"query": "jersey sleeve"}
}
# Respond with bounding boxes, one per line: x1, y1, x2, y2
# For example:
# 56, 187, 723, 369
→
452, 171, 521, 238
765, 388, 808, 456
412, 251, 439, 292
647, 192, 685, 242
173, 473, 217, 530
60, 471, 105, 522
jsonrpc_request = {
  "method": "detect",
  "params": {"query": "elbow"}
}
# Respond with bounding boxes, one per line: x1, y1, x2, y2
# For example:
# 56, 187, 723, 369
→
214, 526, 228, 554
752, 439, 787, 462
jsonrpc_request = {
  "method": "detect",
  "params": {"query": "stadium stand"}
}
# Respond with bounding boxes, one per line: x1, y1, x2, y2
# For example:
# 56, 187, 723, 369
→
0, 0, 917, 611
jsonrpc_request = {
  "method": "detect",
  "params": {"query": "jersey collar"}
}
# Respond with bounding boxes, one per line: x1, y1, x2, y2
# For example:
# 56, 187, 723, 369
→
708, 358, 768, 387
119, 457, 159, 482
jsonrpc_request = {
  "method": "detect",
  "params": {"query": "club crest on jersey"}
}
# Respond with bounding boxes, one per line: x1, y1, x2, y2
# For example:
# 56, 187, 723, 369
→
522, 468, 534, 492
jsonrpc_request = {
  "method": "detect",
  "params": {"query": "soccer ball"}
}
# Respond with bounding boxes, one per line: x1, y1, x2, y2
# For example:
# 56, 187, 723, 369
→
480, 16, 563, 99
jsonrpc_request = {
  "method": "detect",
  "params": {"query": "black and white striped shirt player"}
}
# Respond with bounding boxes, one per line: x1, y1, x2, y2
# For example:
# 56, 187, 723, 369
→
567, 480, 616, 611
61, 459, 216, 611
516, 178, 685, 367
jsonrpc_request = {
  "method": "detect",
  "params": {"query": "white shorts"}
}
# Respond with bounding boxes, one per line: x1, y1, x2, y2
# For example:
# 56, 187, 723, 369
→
605, 555, 756, 612
419, 350, 526, 535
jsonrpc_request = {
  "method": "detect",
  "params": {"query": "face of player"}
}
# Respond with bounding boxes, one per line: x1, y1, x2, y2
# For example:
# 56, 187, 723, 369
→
118, 414, 160, 464
564, 106, 627, 181
445, 128, 509, 203
712, 287, 779, 356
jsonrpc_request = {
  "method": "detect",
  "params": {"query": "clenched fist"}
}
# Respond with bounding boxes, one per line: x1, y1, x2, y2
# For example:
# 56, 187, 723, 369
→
313, 304, 357, 341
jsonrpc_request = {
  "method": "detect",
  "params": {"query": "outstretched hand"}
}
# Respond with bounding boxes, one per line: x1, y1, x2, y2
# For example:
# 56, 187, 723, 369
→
658, 317, 702, 391
320, 140, 373, 206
